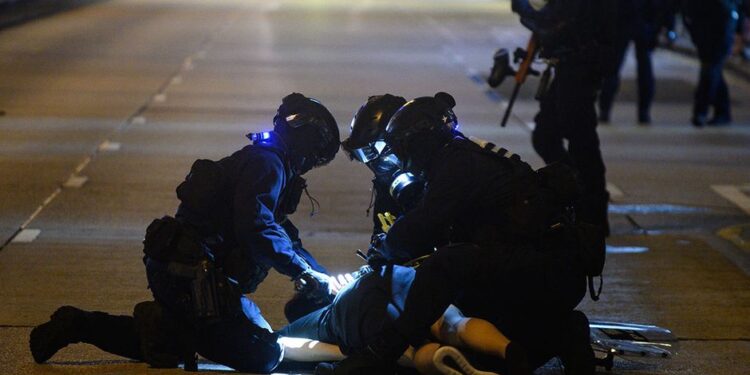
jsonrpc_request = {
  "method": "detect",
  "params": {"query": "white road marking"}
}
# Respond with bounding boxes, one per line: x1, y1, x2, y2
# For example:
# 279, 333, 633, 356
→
171, 76, 183, 85
20, 188, 61, 229
606, 245, 648, 254
12, 229, 41, 243
154, 94, 167, 103
63, 175, 88, 188
98, 140, 122, 151
712, 184, 750, 216
74, 157, 91, 174
607, 182, 624, 199
131, 116, 147, 125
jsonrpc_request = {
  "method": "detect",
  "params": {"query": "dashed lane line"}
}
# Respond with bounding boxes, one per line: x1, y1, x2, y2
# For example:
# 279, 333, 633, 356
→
98, 140, 121, 152
0, 9, 247, 252
607, 182, 624, 199
63, 175, 88, 188
711, 184, 750, 216
12, 229, 41, 243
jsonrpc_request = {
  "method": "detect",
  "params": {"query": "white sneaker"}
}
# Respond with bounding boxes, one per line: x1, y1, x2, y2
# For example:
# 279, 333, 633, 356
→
433, 346, 499, 375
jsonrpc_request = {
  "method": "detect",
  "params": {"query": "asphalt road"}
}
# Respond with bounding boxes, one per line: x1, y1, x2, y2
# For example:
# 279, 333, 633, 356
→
0, 0, 749, 374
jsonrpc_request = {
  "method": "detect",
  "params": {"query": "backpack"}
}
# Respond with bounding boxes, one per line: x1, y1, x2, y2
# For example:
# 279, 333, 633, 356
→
467, 137, 606, 300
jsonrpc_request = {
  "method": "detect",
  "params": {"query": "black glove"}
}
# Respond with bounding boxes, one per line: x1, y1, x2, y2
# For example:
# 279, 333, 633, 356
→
366, 233, 389, 268
294, 269, 333, 298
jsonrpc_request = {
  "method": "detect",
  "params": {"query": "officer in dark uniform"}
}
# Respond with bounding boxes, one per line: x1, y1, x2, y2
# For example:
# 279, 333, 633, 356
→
29, 93, 340, 373
341, 94, 417, 237
683, 0, 743, 126
599, 0, 674, 124
311, 93, 597, 375
513, 0, 614, 236
382, 94, 596, 374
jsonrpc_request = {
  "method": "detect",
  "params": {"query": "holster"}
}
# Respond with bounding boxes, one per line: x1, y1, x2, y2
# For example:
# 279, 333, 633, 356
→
143, 216, 241, 322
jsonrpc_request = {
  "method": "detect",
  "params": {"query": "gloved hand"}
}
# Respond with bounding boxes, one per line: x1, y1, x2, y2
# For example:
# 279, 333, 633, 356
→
366, 233, 389, 268
294, 269, 334, 298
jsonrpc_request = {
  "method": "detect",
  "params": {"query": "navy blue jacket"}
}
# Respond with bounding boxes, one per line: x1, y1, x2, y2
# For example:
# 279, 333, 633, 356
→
176, 140, 323, 289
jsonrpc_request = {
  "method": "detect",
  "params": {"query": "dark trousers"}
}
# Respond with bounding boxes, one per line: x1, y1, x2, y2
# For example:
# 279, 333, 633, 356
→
694, 58, 731, 119
532, 63, 609, 232
688, 18, 737, 120
144, 259, 282, 373
599, 35, 655, 121
388, 243, 587, 367
281, 265, 416, 356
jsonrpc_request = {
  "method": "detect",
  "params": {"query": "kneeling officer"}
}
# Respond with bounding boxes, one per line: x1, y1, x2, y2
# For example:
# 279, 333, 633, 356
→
30, 93, 340, 373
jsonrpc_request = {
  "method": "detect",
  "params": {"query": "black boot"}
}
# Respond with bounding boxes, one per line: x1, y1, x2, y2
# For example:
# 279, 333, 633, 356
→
559, 311, 594, 375
30, 305, 143, 364
30, 306, 85, 363
133, 301, 182, 368
487, 49, 512, 88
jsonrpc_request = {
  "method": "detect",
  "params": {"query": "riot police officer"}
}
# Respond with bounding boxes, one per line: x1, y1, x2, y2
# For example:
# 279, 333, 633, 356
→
381, 93, 596, 375
341, 94, 417, 236
512, 0, 614, 236
29, 93, 340, 373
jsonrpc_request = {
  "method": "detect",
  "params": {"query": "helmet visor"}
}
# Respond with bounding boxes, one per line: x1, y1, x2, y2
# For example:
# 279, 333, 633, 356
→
348, 140, 387, 164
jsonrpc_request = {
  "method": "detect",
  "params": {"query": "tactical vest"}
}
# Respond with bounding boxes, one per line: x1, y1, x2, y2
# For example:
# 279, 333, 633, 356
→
464, 137, 606, 300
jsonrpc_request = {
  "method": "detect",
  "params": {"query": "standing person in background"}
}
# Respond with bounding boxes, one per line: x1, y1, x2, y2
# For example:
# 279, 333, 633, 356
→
683, 0, 743, 127
512, 0, 615, 236
599, 0, 675, 125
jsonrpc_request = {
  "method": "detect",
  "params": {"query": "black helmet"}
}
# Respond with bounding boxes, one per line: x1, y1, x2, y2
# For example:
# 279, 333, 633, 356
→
273, 93, 340, 174
384, 92, 458, 173
342, 94, 407, 163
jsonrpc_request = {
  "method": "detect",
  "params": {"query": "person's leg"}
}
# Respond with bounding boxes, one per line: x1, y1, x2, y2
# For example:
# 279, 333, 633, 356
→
711, 71, 731, 123
634, 39, 655, 123
196, 296, 282, 373
30, 306, 142, 364
278, 337, 344, 362
532, 76, 572, 166
598, 36, 630, 123
710, 23, 734, 124
413, 343, 443, 375
278, 305, 331, 341
555, 63, 609, 234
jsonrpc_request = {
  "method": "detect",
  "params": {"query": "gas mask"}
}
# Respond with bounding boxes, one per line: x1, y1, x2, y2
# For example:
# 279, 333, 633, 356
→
367, 152, 425, 208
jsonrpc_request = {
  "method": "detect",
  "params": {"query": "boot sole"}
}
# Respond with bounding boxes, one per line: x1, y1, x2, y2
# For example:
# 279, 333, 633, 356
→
433, 346, 499, 375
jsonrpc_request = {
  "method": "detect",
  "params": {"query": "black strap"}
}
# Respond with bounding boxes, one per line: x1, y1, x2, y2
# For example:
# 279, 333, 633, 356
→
588, 275, 603, 301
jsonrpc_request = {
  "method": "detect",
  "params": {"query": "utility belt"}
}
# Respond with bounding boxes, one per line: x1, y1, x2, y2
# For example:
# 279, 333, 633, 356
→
143, 216, 241, 323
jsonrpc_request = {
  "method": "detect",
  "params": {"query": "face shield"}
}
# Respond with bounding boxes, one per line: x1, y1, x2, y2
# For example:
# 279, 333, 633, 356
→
349, 140, 388, 164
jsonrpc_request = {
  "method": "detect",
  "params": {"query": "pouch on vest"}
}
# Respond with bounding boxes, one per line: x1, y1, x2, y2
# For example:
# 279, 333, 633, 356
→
190, 259, 242, 321
143, 216, 181, 262
567, 221, 606, 301
278, 175, 306, 215
176, 159, 226, 218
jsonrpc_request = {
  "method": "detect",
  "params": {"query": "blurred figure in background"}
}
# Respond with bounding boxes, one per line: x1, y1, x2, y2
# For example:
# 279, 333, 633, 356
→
683, 0, 744, 127
598, 0, 677, 125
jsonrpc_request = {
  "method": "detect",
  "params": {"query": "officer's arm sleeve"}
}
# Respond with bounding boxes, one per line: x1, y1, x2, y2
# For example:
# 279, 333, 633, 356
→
280, 217, 328, 274
384, 157, 471, 259
233, 156, 309, 278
